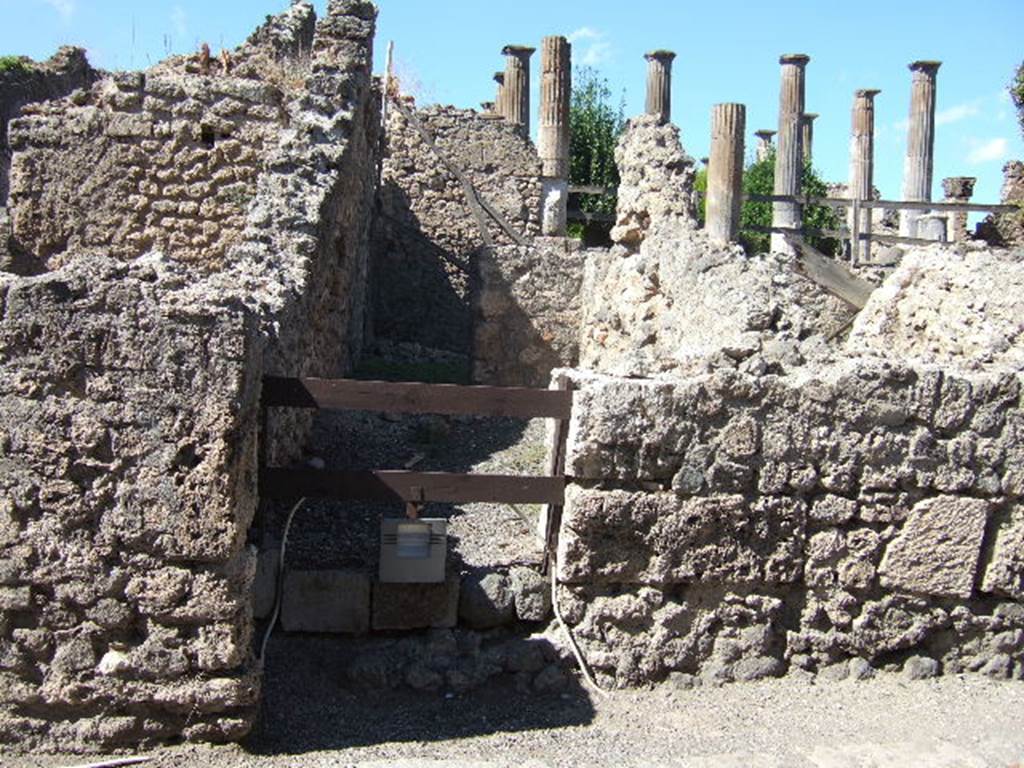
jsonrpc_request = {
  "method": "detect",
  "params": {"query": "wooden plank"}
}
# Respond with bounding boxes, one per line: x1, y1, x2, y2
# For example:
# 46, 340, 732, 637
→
541, 374, 572, 574
259, 468, 566, 505
569, 185, 616, 196
567, 210, 615, 224
262, 376, 574, 419
745, 193, 1017, 215
784, 235, 875, 310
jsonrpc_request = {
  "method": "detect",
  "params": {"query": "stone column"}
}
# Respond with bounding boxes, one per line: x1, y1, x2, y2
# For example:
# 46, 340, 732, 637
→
538, 36, 572, 236
800, 113, 818, 165
644, 50, 676, 124
502, 45, 535, 130
899, 60, 941, 237
755, 129, 776, 162
706, 103, 746, 245
848, 89, 880, 259
493, 72, 506, 119
942, 176, 976, 242
771, 53, 810, 255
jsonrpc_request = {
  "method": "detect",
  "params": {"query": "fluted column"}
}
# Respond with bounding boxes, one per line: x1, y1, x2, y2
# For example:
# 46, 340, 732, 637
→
942, 176, 976, 242
848, 89, 880, 259
502, 45, 535, 131
493, 71, 506, 119
771, 53, 810, 255
538, 36, 572, 235
899, 60, 941, 237
755, 129, 776, 162
801, 113, 818, 165
644, 50, 676, 124
706, 103, 746, 245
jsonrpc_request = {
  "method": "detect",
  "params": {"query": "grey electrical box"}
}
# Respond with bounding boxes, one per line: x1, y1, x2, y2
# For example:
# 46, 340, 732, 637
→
379, 518, 447, 583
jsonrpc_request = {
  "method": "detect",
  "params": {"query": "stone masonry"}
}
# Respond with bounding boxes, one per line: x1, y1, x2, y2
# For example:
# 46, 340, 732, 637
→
0, 0, 380, 750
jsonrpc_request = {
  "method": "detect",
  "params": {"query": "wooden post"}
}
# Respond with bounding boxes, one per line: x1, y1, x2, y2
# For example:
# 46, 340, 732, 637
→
541, 373, 572, 575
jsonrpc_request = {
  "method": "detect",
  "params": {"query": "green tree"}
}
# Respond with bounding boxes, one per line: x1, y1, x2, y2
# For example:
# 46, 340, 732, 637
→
569, 66, 625, 220
1011, 61, 1024, 140
738, 150, 840, 256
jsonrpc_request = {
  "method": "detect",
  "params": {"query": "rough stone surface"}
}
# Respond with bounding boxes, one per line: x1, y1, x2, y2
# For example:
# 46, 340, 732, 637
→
280, 570, 370, 634
510, 566, 552, 622
0, 0, 380, 750
459, 571, 516, 629
252, 547, 279, 620
371, 576, 460, 631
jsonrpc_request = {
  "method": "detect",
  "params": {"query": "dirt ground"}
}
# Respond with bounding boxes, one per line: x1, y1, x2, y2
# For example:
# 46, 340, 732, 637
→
7, 667, 1024, 767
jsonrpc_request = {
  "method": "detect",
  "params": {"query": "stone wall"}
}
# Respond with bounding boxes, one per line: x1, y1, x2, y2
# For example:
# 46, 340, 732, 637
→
0, 0, 380, 751
371, 105, 543, 356
0, 46, 98, 205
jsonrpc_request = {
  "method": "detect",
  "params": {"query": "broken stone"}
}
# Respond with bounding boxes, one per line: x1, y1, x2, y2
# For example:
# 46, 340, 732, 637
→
510, 566, 551, 622
458, 571, 516, 629
903, 655, 939, 680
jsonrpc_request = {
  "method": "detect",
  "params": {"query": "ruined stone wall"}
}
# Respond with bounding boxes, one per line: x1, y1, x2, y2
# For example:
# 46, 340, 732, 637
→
0, 0, 380, 751
0, 47, 98, 205
556, 358, 1024, 687
372, 105, 543, 355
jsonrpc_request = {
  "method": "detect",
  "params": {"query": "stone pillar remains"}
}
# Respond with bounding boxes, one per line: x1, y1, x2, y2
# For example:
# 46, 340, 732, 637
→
706, 103, 746, 245
899, 60, 941, 237
771, 53, 810, 255
848, 89, 880, 259
800, 113, 818, 165
942, 176, 976, 243
481, 101, 495, 114
539, 35, 571, 236
493, 72, 506, 118
755, 129, 776, 162
644, 50, 676, 124
502, 45, 535, 130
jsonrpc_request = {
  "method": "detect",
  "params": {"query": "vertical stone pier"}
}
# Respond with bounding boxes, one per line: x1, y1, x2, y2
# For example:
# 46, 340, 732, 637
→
899, 60, 941, 237
801, 113, 818, 165
848, 89, 880, 260
644, 50, 676, 124
538, 35, 571, 236
502, 45, 536, 131
493, 72, 506, 119
755, 129, 776, 162
942, 176, 976, 242
771, 53, 810, 255
706, 103, 746, 245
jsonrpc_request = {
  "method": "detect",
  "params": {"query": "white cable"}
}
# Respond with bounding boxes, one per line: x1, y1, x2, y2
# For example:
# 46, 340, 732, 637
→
257, 497, 306, 666
549, 548, 610, 699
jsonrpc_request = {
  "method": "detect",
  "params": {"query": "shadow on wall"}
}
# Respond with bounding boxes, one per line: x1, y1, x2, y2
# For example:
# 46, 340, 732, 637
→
370, 179, 478, 355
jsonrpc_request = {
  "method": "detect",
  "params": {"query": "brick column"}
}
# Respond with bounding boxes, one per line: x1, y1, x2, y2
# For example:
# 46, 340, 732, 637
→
899, 60, 941, 237
801, 113, 818, 165
493, 71, 506, 119
706, 103, 746, 245
848, 89, 880, 259
942, 176, 976, 242
771, 53, 810, 255
502, 45, 535, 130
755, 129, 776, 162
538, 36, 572, 236
644, 50, 676, 124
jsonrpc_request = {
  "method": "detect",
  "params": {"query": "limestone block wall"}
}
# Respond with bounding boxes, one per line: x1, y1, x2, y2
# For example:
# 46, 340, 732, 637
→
0, 0, 380, 751
371, 105, 543, 355
554, 361, 1024, 687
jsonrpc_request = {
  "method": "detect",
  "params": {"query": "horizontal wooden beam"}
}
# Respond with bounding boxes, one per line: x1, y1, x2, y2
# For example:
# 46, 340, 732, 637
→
567, 210, 615, 224
744, 193, 1016, 215
569, 185, 616, 196
262, 376, 573, 419
259, 468, 566, 505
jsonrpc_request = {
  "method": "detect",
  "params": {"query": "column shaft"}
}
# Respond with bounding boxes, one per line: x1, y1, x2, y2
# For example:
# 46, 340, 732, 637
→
771, 54, 810, 255
942, 176, 976, 242
502, 45, 535, 130
538, 36, 572, 235
493, 72, 506, 119
755, 130, 776, 163
848, 89, 880, 259
900, 60, 941, 236
801, 113, 817, 165
644, 50, 675, 124
706, 103, 746, 245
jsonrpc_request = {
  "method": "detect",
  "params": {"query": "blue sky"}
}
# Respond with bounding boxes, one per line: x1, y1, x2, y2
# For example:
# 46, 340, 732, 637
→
3, 0, 1023, 211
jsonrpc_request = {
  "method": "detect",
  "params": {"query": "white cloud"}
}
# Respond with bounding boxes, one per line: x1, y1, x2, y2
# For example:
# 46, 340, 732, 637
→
39, 0, 75, 22
936, 101, 981, 126
967, 137, 1008, 165
567, 27, 612, 67
171, 5, 188, 38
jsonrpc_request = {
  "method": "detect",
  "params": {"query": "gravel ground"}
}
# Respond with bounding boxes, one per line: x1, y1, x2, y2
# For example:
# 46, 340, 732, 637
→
9, 673, 1024, 767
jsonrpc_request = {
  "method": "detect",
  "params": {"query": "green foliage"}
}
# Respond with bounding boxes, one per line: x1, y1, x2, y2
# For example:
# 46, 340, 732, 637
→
569, 66, 625, 217
1011, 61, 1024, 140
694, 167, 708, 226
738, 150, 841, 256
0, 56, 29, 74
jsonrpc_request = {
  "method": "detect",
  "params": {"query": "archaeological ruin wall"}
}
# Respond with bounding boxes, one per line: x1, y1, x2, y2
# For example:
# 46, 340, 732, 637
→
0, 0, 380, 750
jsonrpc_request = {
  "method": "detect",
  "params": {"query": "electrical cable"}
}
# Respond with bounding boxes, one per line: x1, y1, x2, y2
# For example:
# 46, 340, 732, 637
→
549, 547, 610, 699
257, 496, 306, 667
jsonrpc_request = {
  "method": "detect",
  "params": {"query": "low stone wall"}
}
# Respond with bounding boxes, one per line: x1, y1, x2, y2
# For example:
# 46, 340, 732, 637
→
371, 105, 543, 355
554, 360, 1024, 686
0, 0, 380, 751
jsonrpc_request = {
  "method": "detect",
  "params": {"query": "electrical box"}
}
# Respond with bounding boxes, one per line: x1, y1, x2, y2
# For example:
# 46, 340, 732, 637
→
379, 518, 447, 583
